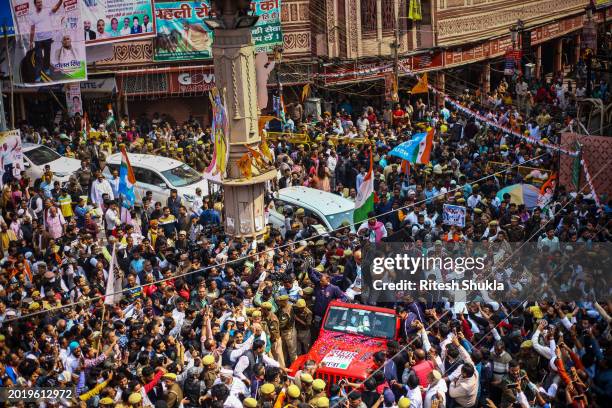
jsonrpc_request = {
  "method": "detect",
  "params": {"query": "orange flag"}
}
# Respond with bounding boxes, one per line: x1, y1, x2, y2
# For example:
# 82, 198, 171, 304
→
246, 145, 266, 168
401, 160, 410, 176
237, 153, 253, 178
411, 73, 429, 94
540, 172, 557, 195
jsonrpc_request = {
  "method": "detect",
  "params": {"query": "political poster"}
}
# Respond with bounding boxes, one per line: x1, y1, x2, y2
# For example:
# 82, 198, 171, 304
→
82, 0, 155, 45
65, 83, 82, 116
153, 0, 282, 62
0, 129, 24, 188
10, 0, 87, 87
442, 204, 466, 227
0, 0, 15, 36
321, 350, 357, 370
251, 0, 283, 53
154, 2, 213, 61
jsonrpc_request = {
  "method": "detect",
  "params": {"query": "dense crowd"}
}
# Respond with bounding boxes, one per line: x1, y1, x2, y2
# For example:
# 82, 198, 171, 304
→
0, 70, 610, 408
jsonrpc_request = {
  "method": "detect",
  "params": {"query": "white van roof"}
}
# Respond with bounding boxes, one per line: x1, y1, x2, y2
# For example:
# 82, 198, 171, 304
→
105, 153, 183, 172
278, 186, 354, 215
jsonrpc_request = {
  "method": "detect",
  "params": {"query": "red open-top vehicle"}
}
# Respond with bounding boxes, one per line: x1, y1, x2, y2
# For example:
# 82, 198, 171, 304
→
288, 300, 400, 385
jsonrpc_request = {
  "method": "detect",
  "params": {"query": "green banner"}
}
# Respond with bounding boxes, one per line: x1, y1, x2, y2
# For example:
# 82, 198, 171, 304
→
153, 0, 282, 62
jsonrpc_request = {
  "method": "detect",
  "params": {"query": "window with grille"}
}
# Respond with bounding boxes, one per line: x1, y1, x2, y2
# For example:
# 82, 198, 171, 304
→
382, 0, 395, 31
361, 0, 377, 35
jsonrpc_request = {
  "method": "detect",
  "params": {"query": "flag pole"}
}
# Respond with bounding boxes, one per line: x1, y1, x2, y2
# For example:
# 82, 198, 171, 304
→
4, 24, 14, 129
98, 242, 116, 355
96, 303, 106, 356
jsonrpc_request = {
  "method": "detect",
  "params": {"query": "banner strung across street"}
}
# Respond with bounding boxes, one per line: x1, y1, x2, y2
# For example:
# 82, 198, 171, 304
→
0, 129, 24, 188
153, 0, 282, 62
10, 0, 87, 86
65, 83, 82, 116
82, 0, 155, 45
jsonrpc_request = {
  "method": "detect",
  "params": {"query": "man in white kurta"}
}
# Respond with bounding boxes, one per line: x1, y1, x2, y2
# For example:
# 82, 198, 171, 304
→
90, 173, 114, 207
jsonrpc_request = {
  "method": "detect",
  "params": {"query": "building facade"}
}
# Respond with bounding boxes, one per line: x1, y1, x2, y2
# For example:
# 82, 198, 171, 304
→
6, 0, 611, 125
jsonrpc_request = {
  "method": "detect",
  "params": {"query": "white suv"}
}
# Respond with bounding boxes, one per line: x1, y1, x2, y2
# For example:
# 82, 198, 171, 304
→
22, 143, 82, 184
103, 153, 214, 206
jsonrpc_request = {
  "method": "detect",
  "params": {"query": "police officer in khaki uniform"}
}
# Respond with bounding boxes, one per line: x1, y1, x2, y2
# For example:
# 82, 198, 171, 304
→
294, 298, 313, 355
300, 373, 314, 402
193, 141, 206, 171
259, 383, 277, 406
201, 354, 219, 391
163, 372, 184, 408
316, 397, 330, 408
308, 379, 327, 406
128, 392, 143, 407
261, 302, 284, 367
302, 287, 315, 311
286, 384, 303, 405
472, 208, 486, 238
277, 294, 297, 365
505, 215, 525, 242
242, 397, 258, 408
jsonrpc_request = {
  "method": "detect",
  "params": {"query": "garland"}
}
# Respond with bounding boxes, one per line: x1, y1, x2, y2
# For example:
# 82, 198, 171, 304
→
580, 159, 601, 207
427, 85, 578, 157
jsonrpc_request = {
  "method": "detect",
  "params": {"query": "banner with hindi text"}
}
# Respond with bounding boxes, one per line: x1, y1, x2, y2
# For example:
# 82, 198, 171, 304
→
153, 0, 282, 62
82, 0, 155, 45
10, 0, 87, 86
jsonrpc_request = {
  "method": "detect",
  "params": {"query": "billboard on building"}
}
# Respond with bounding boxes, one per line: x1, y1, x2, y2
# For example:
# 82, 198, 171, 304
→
82, 0, 156, 45
10, 0, 87, 87
153, 0, 282, 62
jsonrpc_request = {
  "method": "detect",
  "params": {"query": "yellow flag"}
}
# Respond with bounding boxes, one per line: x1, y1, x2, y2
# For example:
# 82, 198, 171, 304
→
411, 73, 428, 94
260, 131, 274, 163
301, 84, 311, 102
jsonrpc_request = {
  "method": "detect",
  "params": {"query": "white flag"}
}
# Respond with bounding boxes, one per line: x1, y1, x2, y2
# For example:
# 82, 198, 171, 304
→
104, 245, 119, 305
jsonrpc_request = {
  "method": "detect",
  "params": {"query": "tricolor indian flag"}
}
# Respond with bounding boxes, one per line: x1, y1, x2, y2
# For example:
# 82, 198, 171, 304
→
353, 149, 375, 224
118, 146, 136, 208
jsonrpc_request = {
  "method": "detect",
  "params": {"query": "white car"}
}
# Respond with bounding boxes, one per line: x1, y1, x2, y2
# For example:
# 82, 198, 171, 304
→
269, 186, 355, 236
22, 143, 82, 185
103, 153, 214, 206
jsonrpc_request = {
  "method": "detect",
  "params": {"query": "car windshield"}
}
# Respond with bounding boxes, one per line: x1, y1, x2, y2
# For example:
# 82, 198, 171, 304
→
24, 146, 61, 166
325, 210, 354, 230
323, 306, 396, 339
161, 163, 202, 187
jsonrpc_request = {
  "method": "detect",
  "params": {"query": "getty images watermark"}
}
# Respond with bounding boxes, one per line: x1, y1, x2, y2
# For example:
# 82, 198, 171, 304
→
371, 253, 502, 291
361, 241, 611, 303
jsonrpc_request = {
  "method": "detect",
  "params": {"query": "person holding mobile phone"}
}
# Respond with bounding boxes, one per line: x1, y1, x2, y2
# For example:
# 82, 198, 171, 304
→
500, 360, 529, 408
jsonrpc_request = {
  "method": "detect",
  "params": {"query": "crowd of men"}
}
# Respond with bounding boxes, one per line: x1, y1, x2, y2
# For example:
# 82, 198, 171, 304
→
0, 69, 610, 408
